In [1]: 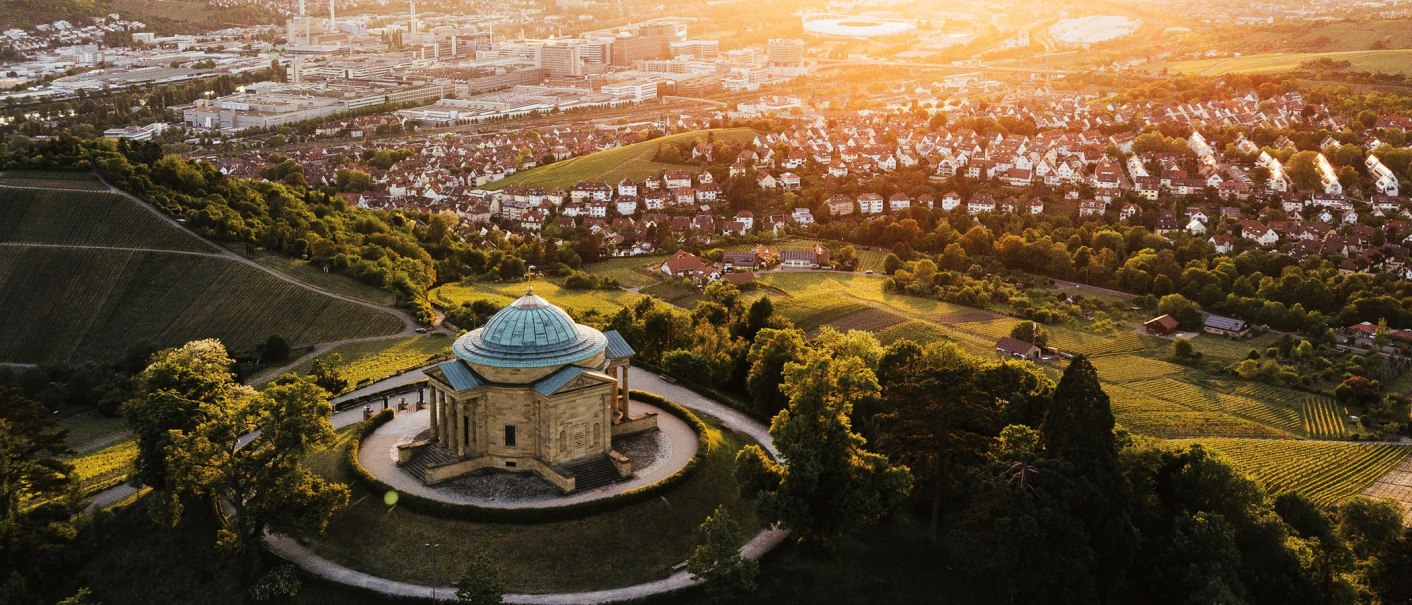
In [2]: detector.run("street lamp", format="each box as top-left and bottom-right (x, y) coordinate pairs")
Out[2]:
(425, 542), (441, 600)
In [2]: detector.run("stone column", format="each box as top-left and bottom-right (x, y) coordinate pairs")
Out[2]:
(621, 365), (630, 418)
(428, 385), (439, 441)
(449, 397), (460, 455)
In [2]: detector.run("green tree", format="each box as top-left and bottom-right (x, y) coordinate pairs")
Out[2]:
(164, 374), (348, 568)
(1335, 496), (1404, 560)
(877, 342), (1001, 541)
(882, 253), (903, 275)
(1172, 338), (1196, 359)
(0, 388), (81, 605)
(455, 550), (506, 605)
(1009, 320), (1049, 348)
(125, 339), (246, 493)
(1041, 355), (1137, 599)
(833, 245), (859, 271)
(1158, 293), (1203, 331)
(308, 353), (348, 395)
(686, 505), (759, 600)
(262, 334), (290, 363)
(735, 352), (913, 545)
(744, 328), (807, 418)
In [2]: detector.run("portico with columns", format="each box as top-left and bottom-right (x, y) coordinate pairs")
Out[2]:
(399, 290), (656, 493)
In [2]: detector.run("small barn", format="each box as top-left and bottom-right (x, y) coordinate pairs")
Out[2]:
(1144, 314), (1180, 336)
(995, 337), (1041, 362)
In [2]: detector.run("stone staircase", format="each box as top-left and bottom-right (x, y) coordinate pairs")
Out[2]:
(402, 444), (461, 483)
(561, 455), (621, 492)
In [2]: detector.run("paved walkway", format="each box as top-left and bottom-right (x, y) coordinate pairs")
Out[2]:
(266, 370), (788, 603)
(358, 402), (697, 508)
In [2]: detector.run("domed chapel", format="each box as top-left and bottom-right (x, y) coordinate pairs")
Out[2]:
(404, 290), (658, 493)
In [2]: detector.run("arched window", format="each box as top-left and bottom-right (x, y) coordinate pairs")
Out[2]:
(559, 430), (567, 452)
(593, 423), (601, 447)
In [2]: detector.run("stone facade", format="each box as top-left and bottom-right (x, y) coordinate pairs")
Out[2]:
(403, 291), (656, 492)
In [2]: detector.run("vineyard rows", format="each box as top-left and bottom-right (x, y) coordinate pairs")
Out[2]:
(1302, 397), (1349, 438)
(774, 295), (869, 332)
(827, 307), (907, 333)
(1117, 411), (1296, 439)
(582, 255), (668, 288)
(1126, 378), (1305, 436)
(0, 188), (211, 252)
(1166, 438), (1411, 506)
(1091, 355), (1187, 383)
(68, 439), (137, 496)
(286, 334), (453, 395)
(0, 247), (403, 364)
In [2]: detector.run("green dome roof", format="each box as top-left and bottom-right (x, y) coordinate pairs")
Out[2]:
(452, 290), (606, 369)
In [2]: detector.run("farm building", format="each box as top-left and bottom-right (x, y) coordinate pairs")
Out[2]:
(722, 252), (758, 272)
(995, 337), (1041, 362)
(780, 245), (831, 269)
(1203, 314), (1251, 338)
(1144, 314), (1180, 336)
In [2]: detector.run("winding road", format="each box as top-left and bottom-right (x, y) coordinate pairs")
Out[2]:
(262, 369), (788, 604)
(1, 172), (449, 384)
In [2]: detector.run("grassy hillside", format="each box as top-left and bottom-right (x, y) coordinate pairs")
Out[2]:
(485, 128), (759, 191)
(1153, 49), (1412, 76)
(0, 180), (403, 364)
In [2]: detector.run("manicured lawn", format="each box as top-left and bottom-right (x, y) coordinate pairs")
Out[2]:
(1163, 438), (1411, 506)
(304, 418), (760, 593)
(275, 333), (454, 395)
(485, 128), (759, 191)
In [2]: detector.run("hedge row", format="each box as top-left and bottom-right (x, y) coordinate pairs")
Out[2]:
(341, 390), (710, 523)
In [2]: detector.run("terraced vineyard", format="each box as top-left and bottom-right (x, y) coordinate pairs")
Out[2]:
(1166, 438), (1412, 506)
(432, 279), (638, 316)
(0, 247), (403, 363)
(0, 188), (213, 252)
(0, 170), (112, 191)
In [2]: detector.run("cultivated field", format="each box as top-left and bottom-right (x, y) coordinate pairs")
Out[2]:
(0, 169), (112, 191)
(279, 334), (453, 395)
(432, 279), (639, 317)
(247, 251), (399, 306)
(1153, 49), (1412, 76)
(0, 188), (213, 252)
(484, 128), (758, 191)
(1166, 438), (1412, 506)
(0, 247), (404, 363)
(582, 255), (667, 288)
